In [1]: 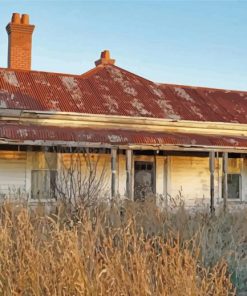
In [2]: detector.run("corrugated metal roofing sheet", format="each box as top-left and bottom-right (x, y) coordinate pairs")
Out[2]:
(0, 65), (247, 123)
(1, 122), (247, 149)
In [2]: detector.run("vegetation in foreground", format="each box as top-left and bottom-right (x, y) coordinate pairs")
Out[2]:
(0, 199), (242, 295)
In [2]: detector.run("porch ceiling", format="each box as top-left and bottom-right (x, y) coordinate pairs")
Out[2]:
(0, 121), (247, 152)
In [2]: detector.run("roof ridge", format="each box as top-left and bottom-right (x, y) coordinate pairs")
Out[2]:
(80, 65), (106, 78)
(0, 65), (246, 93)
(109, 64), (155, 84)
(160, 82), (247, 94)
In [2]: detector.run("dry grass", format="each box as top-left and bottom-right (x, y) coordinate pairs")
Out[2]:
(0, 200), (236, 296)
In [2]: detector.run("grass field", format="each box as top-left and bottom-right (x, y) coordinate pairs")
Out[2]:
(0, 199), (242, 295)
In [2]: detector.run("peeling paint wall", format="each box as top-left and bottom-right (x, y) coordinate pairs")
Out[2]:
(0, 150), (247, 206)
(155, 156), (166, 207)
(31, 151), (57, 170)
(241, 158), (247, 201)
(0, 151), (27, 198)
(155, 156), (164, 195)
(169, 156), (211, 206)
(118, 154), (127, 196)
(169, 156), (245, 206)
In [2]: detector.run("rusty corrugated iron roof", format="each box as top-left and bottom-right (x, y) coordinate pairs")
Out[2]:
(0, 64), (247, 123)
(0, 121), (247, 149)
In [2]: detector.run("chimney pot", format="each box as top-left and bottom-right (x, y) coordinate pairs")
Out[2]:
(101, 50), (110, 59)
(95, 50), (115, 67)
(11, 13), (21, 24)
(21, 14), (29, 25)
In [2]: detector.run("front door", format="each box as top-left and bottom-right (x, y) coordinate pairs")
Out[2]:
(134, 161), (154, 200)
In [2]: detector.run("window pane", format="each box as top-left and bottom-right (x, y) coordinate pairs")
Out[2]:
(31, 170), (56, 199)
(228, 174), (240, 199)
(222, 174), (240, 199)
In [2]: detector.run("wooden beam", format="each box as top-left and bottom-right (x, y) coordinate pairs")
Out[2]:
(126, 149), (133, 199)
(1, 141), (247, 155)
(222, 152), (228, 211)
(209, 151), (215, 213)
(111, 148), (117, 198)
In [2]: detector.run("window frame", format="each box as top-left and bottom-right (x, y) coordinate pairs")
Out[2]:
(222, 173), (242, 201)
(30, 169), (57, 202)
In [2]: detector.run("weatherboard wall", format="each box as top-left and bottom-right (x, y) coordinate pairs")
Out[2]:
(0, 151), (246, 204)
(0, 151), (27, 198)
(169, 156), (247, 206)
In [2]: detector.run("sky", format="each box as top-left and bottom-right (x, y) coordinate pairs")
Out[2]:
(0, 0), (247, 90)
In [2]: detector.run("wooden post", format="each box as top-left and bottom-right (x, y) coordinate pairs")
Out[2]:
(111, 148), (117, 198)
(209, 151), (215, 214)
(222, 152), (228, 212)
(126, 149), (133, 199)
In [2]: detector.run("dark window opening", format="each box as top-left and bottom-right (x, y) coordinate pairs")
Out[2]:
(31, 170), (57, 200)
(222, 174), (241, 199)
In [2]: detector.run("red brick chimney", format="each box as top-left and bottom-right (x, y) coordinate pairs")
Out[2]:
(95, 50), (115, 66)
(6, 13), (35, 70)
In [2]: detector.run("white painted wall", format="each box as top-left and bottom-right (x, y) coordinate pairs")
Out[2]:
(168, 156), (245, 207)
(0, 150), (246, 207)
(0, 151), (27, 198)
(241, 158), (247, 202)
(118, 154), (127, 196)
(155, 156), (166, 207)
(169, 156), (211, 206)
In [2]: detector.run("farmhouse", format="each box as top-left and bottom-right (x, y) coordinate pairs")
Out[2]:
(0, 13), (247, 210)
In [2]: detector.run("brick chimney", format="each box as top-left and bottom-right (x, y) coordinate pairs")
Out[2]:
(6, 13), (35, 70)
(95, 50), (115, 66)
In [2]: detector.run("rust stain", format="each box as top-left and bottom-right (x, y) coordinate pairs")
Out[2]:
(0, 121), (247, 148)
(0, 65), (246, 123)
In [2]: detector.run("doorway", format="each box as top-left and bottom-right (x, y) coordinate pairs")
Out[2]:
(134, 161), (155, 200)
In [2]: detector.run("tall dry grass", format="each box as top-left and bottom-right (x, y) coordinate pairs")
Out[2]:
(0, 200), (236, 295)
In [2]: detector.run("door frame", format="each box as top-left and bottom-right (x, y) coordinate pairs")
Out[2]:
(133, 156), (156, 200)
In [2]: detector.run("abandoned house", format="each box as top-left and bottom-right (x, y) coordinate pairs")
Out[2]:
(0, 13), (247, 210)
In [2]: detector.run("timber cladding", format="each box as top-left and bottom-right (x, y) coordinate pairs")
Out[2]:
(169, 156), (243, 205)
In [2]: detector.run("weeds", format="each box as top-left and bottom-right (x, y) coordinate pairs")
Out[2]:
(0, 199), (237, 295)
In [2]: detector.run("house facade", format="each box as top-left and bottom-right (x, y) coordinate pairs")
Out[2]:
(1, 13), (247, 210)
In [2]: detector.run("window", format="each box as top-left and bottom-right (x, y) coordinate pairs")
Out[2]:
(31, 170), (57, 200)
(222, 174), (241, 199)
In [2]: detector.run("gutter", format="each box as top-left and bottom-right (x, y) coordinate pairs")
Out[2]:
(0, 138), (247, 153)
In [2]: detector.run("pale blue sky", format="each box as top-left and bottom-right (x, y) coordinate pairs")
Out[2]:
(1, 1), (247, 90)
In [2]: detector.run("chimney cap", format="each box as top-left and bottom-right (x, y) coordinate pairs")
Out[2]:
(6, 13), (35, 35)
(95, 50), (115, 67)
(21, 14), (30, 25)
(10, 13), (31, 26)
